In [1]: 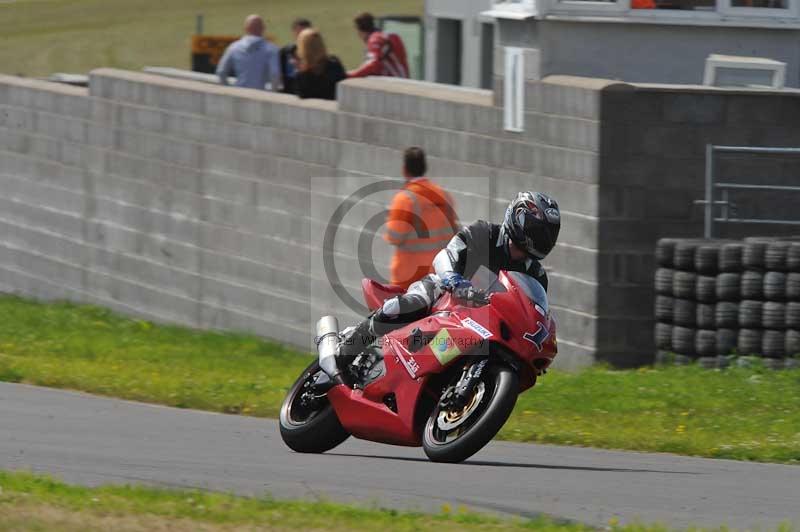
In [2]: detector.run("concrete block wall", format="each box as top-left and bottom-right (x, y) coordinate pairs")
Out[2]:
(323, 76), (604, 366)
(9, 67), (795, 366)
(0, 69), (606, 368)
(8, 68), (796, 366)
(598, 83), (800, 363)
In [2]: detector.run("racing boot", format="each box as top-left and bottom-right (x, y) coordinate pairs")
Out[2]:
(336, 317), (377, 374)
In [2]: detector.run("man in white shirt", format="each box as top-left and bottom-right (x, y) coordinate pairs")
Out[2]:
(217, 14), (281, 91)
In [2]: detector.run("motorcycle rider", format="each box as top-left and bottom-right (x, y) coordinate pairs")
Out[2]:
(335, 191), (561, 372)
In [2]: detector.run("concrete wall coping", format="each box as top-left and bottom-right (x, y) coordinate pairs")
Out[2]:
(340, 77), (494, 106)
(89, 68), (338, 112)
(631, 81), (800, 97)
(142, 66), (236, 87)
(0, 74), (88, 96)
(541, 75), (633, 92)
(536, 74), (800, 96)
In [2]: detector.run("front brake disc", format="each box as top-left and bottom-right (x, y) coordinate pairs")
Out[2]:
(436, 381), (486, 431)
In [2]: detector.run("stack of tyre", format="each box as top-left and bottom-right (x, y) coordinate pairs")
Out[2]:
(655, 237), (800, 369)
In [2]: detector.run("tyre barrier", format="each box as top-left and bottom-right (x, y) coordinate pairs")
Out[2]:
(654, 296), (674, 323)
(719, 243), (744, 273)
(741, 271), (764, 300)
(674, 299), (697, 327)
(654, 236), (800, 368)
(696, 276), (717, 303)
(715, 273), (741, 302)
(655, 268), (674, 295)
(696, 303), (716, 329)
(672, 271), (697, 300)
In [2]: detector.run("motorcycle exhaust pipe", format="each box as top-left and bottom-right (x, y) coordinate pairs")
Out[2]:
(316, 316), (341, 380)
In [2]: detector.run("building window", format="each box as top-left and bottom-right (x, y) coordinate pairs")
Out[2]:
(730, 0), (787, 6)
(480, 23), (495, 90)
(634, 0), (716, 10)
(435, 18), (462, 85)
(547, 0), (798, 15)
(487, 0), (799, 26)
(719, 0), (796, 16)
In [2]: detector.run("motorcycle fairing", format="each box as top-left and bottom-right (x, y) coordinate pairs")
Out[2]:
(361, 279), (405, 312)
(328, 270), (557, 447)
(327, 310), (484, 446)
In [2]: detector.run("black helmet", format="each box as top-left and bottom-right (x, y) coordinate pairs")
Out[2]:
(503, 191), (561, 260)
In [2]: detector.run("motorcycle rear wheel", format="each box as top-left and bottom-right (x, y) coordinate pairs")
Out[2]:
(422, 363), (518, 463)
(279, 361), (350, 453)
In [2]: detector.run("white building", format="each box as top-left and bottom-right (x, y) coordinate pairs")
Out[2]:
(425, 0), (800, 88)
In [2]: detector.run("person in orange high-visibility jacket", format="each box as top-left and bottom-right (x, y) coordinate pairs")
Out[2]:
(384, 147), (459, 289)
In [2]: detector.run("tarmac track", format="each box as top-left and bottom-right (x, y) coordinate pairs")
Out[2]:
(0, 382), (798, 529)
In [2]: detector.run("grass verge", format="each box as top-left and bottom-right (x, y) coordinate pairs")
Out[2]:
(1, 295), (799, 464)
(0, 470), (592, 531)
(0, 0), (423, 78)
(6, 470), (792, 532)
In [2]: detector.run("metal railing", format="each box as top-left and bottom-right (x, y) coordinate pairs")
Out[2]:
(696, 144), (800, 238)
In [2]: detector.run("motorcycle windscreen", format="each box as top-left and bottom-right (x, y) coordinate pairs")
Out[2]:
(470, 265), (507, 296)
(505, 271), (549, 315)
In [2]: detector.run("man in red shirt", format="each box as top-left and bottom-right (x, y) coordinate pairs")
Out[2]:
(348, 12), (409, 79)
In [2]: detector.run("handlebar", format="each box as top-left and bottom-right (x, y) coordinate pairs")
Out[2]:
(453, 286), (490, 306)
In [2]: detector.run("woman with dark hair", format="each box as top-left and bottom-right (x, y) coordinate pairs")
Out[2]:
(294, 28), (346, 100)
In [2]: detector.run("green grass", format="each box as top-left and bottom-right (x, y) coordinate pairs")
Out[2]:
(0, 295), (312, 418)
(0, 0), (423, 78)
(2, 469), (790, 532)
(502, 364), (800, 464)
(0, 470), (593, 531)
(1, 295), (799, 464)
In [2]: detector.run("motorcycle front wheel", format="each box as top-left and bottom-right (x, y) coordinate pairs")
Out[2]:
(422, 363), (519, 463)
(279, 361), (350, 453)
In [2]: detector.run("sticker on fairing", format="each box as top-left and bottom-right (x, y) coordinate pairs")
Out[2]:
(431, 329), (461, 365)
(523, 322), (550, 352)
(461, 317), (492, 339)
(395, 352), (420, 378)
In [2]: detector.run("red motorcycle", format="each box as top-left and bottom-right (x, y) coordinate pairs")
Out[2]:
(279, 266), (557, 463)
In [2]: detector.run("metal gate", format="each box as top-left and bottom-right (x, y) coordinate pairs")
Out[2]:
(696, 144), (800, 238)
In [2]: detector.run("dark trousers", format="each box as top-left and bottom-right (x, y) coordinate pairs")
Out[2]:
(342, 274), (442, 358)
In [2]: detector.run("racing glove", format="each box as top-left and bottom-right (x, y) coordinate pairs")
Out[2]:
(440, 272), (471, 292)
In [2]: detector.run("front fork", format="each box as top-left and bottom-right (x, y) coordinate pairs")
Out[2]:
(439, 358), (489, 411)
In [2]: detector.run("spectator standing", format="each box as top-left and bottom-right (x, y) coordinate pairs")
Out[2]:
(294, 29), (346, 100)
(384, 148), (459, 289)
(348, 12), (409, 79)
(280, 18), (312, 94)
(216, 14), (281, 90)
